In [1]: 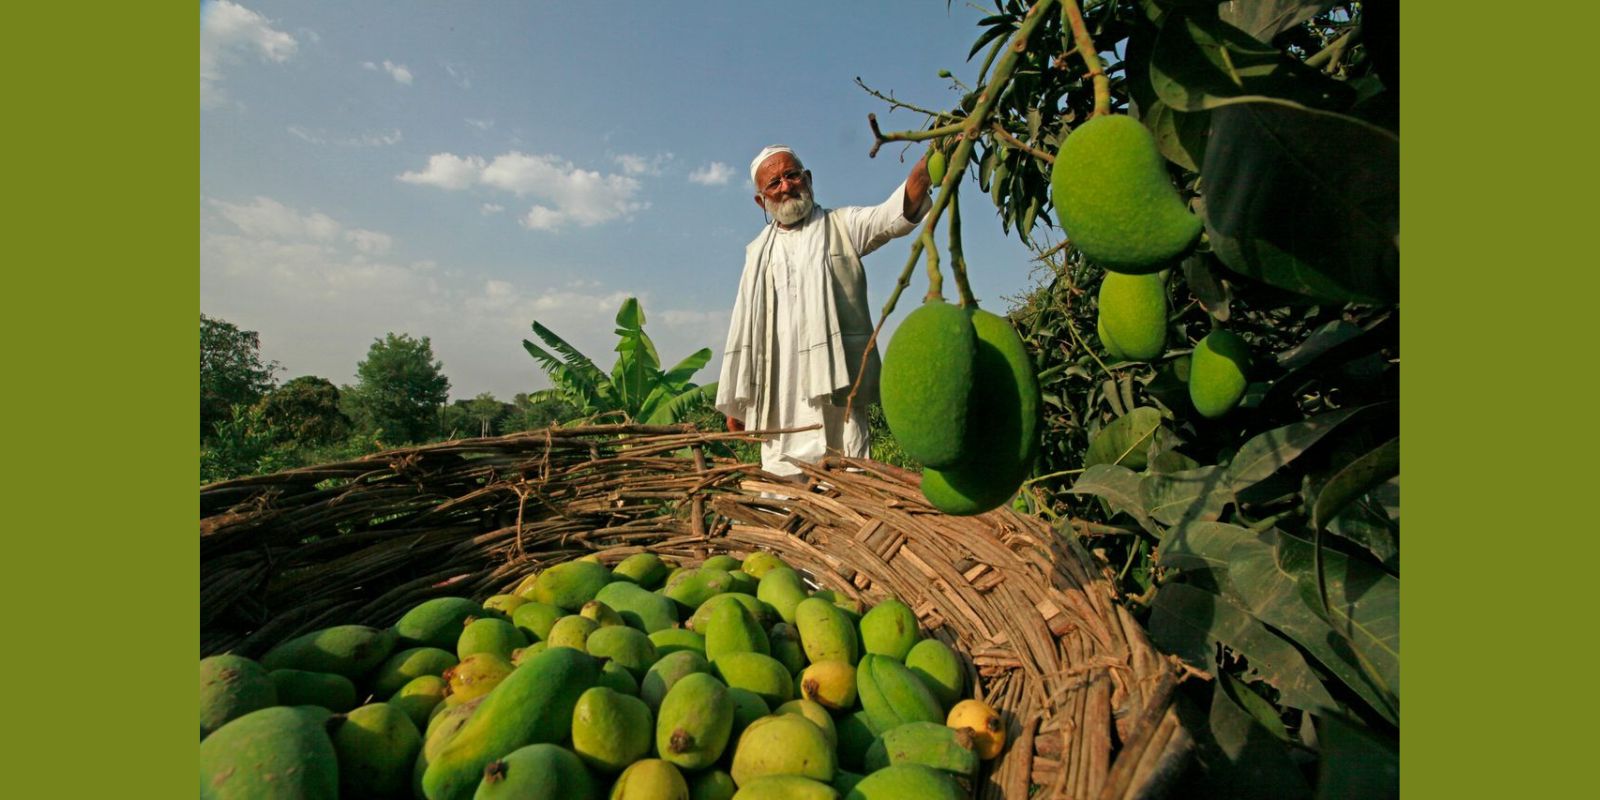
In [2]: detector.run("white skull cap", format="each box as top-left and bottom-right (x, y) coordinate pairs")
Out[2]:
(750, 145), (800, 187)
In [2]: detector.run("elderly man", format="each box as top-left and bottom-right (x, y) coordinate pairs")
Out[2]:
(716, 144), (933, 479)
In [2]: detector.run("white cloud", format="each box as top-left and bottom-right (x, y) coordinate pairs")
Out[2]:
(200, 0), (298, 106)
(465, 118), (494, 131)
(364, 59), (413, 85)
(614, 153), (673, 177)
(345, 229), (393, 255)
(399, 150), (648, 231)
(287, 125), (402, 147)
(443, 61), (472, 89)
(688, 162), (734, 186)
(480, 203), (505, 215)
(212, 196), (341, 241)
(397, 153), (487, 190)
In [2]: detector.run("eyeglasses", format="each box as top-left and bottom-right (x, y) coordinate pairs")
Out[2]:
(762, 169), (806, 194)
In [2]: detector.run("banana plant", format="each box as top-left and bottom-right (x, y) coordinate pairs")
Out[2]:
(522, 297), (717, 425)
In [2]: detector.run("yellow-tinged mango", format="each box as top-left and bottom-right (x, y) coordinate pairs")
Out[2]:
(657, 672), (736, 770)
(571, 686), (654, 773)
(946, 699), (1005, 760)
(733, 775), (840, 800)
(531, 560), (614, 611)
(330, 703), (421, 799)
(610, 759), (690, 800)
(794, 597), (858, 665)
(799, 660), (857, 712)
(729, 714), (837, 787)
(880, 300), (977, 469)
(1049, 114), (1201, 273)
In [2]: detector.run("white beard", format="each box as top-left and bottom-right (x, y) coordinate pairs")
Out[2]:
(766, 190), (814, 226)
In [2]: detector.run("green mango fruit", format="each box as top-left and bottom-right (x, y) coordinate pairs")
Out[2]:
(880, 300), (977, 469)
(767, 623), (807, 676)
(475, 743), (599, 800)
(414, 695), (486, 798)
(713, 652), (795, 708)
(1097, 271), (1168, 362)
(705, 595), (771, 662)
(690, 593), (776, 632)
(831, 770), (866, 798)
(443, 652), (515, 706)
(599, 659), (641, 696)
(260, 624), (398, 680)
(269, 669), (357, 713)
(200, 654), (276, 739)
(571, 686), (655, 773)
(421, 646), (600, 800)
(664, 567), (738, 610)
(546, 614), (601, 652)
(919, 308), (1041, 515)
(596, 580), (682, 633)
(773, 699), (837, 749)
(1049, 114), (1201, 273)
(370, 646), (459, 698)
(729, 714), (836, 787)
(794, 597), (859, 665)
(657, 672), (736, 770)
(613, 552), (671, 589)
(581, 600), (627, 628)
(756, 568), (809, 627)
(585, 624), (658, 679)
(649, 628), (707, 659)
(200, 706), (338, 800)
(481, 593), (529, 620)
(855, 655), (943, 734)
(703, 554), (743, 573)
(928, 149), (948, 185)
(457, 617), (528, 662)
(689, 769), (738, 800)
(903, 639), (964, 712)
(641, 650), (712, 713)
(330, 702), (422, 799)
(395, 597), (484, 650)
(388, 674), (448, 730)
(733, 775), (840, 800)
(725, 688), (772, 757)
(857, 598), (919, 662)
(862, 721), (978, 777)
(1189, 329), (1251, 418)
(610, 759), (690, 800)
(532, 560), (614, 611)
(1098, 317), (1130, 361)
(511, 600), (566, 641)
(740, 552), (788, 580)
(833, 711), (882, 773)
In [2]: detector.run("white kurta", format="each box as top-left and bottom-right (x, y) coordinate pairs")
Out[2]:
(716, 181), (928, 477)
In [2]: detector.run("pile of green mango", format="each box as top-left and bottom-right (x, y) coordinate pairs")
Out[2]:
(200, 550), (1008, 799)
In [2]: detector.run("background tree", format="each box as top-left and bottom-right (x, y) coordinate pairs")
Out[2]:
(344, 332), (451, 444)
(253, 375), (350, 445)
(466, 392), (506, 438)
(500, 392), (581, 434)
(201, 314), (278, 440)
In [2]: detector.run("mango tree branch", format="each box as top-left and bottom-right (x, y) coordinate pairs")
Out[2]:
(921, 226), (943, 302)
(1060, 0), (1110, 117)
(991, 122), (1055, 164)
(854, 77), (963, 122)
(949, 189), (977, 307)
(868, 115), (967, 158)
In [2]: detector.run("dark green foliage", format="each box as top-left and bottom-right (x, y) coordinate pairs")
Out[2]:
(201, 314), (278, 441)
(255, 375), (350, 444)
(345, 332), (451, 444)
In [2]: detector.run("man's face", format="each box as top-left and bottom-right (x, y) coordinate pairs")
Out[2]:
(753, 153), (814, 225)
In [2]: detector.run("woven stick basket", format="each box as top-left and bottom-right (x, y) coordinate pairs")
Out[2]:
(200, 425), (1191, 799)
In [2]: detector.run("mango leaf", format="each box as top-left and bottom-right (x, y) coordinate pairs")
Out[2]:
(1259, 315), (1397, 417)
(1069, 464), (1159, 535)
(1150, 13), (1353, 112)
(1224, 405), (1370, 492)
(1219, 670), (1290, 742)
(1182, 253), (1231, 321)
(1159, 519), (1254, 576)
(1314, 713), (1399, 800)
(1328, 493), (1398, 573)
(1150, 582), (1339, 713)
(1228, 529), (1399, 724)
(1310, 436), (1399, 532)
(1203, 99), (1399, 305)
(1126, 24), (1211, 172)
(1275, 319), (1364, 370)
(1203, 672), (1315, 799)
(1219, 0), (1337, 42)
(1141, 465), (1232, 525)
(1084, 406), (1164, 470)
(1147, 448), (1201, 475)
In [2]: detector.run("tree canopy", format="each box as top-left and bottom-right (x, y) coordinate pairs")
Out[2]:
(345, 333), (451, 444)
(200, 314), (278, 441)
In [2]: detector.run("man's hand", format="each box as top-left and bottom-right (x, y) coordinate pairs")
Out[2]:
(726, 416), (744, 432)
(904, 149), (932, 221)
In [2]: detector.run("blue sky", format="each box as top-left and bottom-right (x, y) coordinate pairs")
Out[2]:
(200, 0), (1046, 402)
